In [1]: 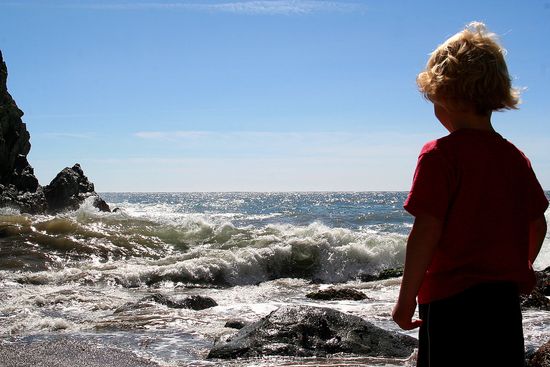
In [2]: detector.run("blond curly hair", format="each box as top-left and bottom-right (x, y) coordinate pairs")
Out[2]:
(417, 22), (520, 115)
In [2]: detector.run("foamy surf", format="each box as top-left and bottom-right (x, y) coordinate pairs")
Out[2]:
(0, 192), (548, 366)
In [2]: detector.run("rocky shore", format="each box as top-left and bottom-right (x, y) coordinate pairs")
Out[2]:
(0, 50), (108, 214)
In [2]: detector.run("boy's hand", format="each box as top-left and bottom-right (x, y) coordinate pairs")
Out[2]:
(392, 215), (442, 331)
(392, 298), (423, 330)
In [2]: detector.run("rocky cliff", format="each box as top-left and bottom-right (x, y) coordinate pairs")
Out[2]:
(0, 50), (109, 214)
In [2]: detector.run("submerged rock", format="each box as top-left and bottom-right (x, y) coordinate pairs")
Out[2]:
(0, 50), (109, 214)
(306, 287), (368, 301)
(117, 293), (218, 312)
(208, 305), (417, 359)
(224, 319), (250, 330)
(359, 267), (404, 282)
(180, 295), (218, 310)
(148, 293), (218, 310)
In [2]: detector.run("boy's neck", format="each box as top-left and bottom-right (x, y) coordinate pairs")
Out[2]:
(435, 103), (495, 133)
(449, 114), (494, 133)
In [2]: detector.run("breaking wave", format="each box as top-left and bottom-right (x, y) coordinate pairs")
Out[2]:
(1, 196), (407, 286)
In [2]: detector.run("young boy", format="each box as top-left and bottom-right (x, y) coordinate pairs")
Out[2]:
(392, 22), (548, 366)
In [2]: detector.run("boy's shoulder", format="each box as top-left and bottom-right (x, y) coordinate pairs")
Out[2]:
(418, 134), (453, 156)
(419, 129), (532, 167)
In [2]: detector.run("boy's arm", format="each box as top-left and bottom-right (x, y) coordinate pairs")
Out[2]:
(529, 214), (547, 264)
(392, 214), (443, 330)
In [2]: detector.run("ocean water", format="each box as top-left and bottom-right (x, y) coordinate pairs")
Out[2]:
(0, 192), (548, 366)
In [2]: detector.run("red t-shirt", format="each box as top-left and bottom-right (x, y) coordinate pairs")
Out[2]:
(404, 129), (548, 304)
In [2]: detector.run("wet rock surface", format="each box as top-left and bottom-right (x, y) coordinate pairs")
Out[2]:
(529, 340), (550, 367)
(306, 287), (368, 301)
(44, 164), (109, 213)
(0, 51), (108, 214)
(148, 293), (218, 310)
(224, 319), (250, 330)
(208, 305), (417, 359)
(359, 267), (404, 282)
(116, 293), (218, 313)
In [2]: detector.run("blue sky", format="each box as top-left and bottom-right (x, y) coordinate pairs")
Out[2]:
(1, 0), (549, 191)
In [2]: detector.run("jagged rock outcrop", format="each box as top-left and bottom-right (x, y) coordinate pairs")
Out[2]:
(0, 50), (109, 214)
(44, 164), (109, 213)
(208, 305), (417, 359)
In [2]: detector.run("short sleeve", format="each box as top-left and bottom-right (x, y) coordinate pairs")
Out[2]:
(404, 148), (453, 219)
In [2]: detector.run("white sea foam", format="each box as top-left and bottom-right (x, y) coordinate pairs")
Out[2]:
(2, 192), (547, 366)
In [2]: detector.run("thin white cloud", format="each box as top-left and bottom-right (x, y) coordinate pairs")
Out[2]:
(135, 130), (213, 139)
(132, 129), (432, 159)
(133, 130), (356, 141)
(38, 132), (97, 139)
(62, 1), (365, 15)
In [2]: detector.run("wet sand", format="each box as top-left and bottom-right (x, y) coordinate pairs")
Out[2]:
(0, 337), (161, 367)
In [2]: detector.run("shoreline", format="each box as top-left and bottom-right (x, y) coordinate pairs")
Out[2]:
(0, 334), (415, 367)
(0, 337), (162, 367)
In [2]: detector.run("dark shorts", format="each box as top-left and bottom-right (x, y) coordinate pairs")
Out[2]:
(417, 282), (525, 367)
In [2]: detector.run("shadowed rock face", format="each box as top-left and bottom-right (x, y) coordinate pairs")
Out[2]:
(0, 52), (31, 188)
(0, 50), (109, 214)
(208, 305), (417, 359)
(44, 164), (109, 214)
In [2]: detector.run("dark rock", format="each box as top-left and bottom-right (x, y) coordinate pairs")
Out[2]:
(0, 184), (47, 214)
(528, 340), (550, 367)
(181, 295), (218, 310)
(93, 197), (111, 213)
(0, 51), (43, 214)
(377, 267), (404, 280)
(522, 290), (550, 311)
(0, 52), (32, 188)
(522, 269), (550, 311)
(207, 305), (417, 359)
(12, 155), (39, 192)
(0, 50), (109, 214)
(145, 293), (218, 310)
(225, 319), (250, 330)
(358, 274), (379, 282)
(541, 267), (550, 297)
(359, 267), (404, 283)
(44, 164), (110, 213)
(306, 287), (368, 301)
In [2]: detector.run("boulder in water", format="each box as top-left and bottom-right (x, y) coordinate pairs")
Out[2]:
(306, 287), (368, 301)
(44, 164), (109, 213)
(126, 293), (218, 311)
(207, 305), (417, 359)
(224, 319), (250, 330)
(150, 293), (218, 310)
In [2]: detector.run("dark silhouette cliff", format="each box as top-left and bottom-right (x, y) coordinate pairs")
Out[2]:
(0, 50), (109, 214)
